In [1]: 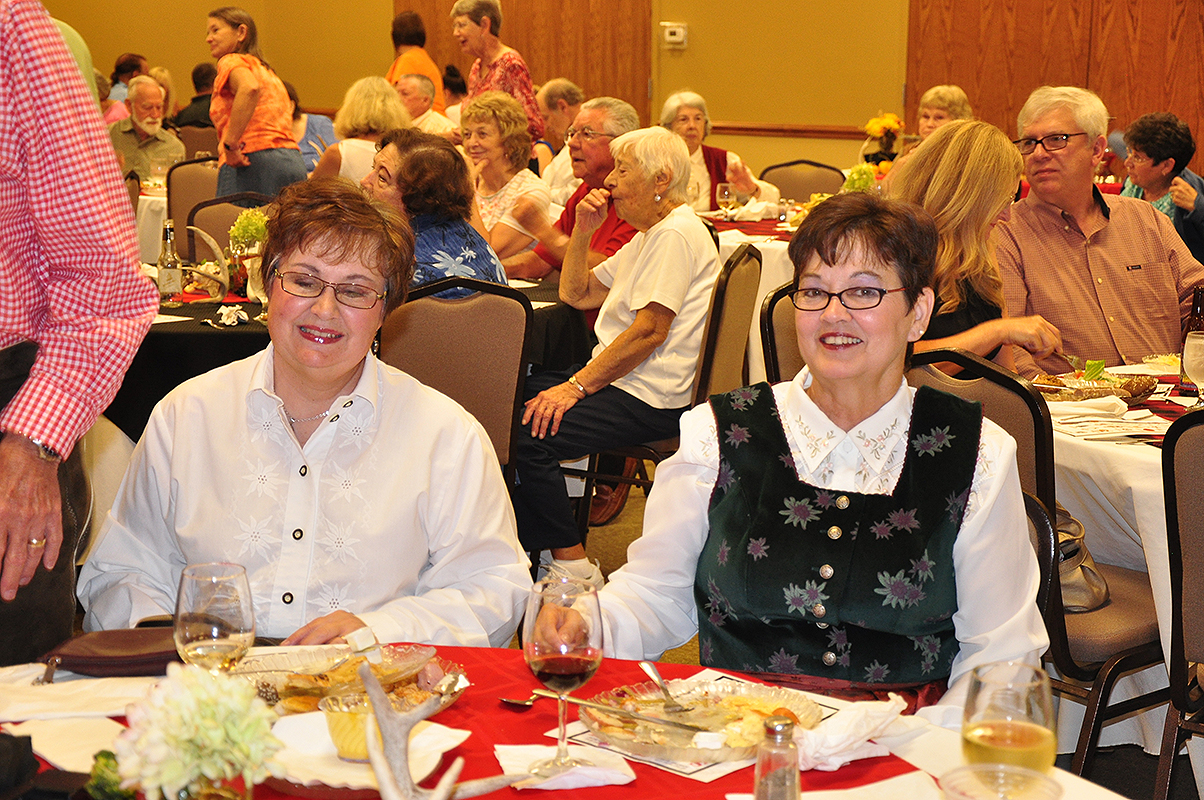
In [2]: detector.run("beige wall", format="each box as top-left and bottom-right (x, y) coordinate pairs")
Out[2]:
(652, 0), (909, 175)
(43, 0), (393, 111)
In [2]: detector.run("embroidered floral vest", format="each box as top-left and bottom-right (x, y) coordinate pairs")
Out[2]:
(696, 383), (982, 685)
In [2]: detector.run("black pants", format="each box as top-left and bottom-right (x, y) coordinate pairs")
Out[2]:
(0, 341), (89, 666)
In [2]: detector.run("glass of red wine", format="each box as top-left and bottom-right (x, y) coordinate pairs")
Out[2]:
(521, 576), (603, 777)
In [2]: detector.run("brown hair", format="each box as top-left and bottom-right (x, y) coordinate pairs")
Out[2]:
(391, 11), (426, 48)
(208, 7), (263, 62)
(379, 129), (474, 221)
(260, 178), (415, 313)
(788, 192), (937, 308)
(1125, 112), (1196, 174)
(460, 91), (531, 171)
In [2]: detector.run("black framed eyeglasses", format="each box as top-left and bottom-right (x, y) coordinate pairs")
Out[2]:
(564, 126), (616, 143)
(789, 286), (908, 312)
(1012, 132), (1088, 155)
(276, 271), (385, 309)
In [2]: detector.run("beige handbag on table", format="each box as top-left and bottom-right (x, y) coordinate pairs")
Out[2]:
(1055, 503), (1110, 612)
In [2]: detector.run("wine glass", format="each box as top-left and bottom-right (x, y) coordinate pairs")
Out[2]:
(174, 562), (255, 673)
(962, 662), (1056, 772)
(521, 576), (603, 777)
(1182, 332), (1204, 408)
(715, 182), (738, 218)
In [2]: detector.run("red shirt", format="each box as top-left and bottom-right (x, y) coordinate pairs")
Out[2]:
(0, 0), (158, 455)
(532, 182), (638, 271)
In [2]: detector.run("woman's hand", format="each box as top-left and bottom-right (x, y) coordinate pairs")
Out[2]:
(513, 194), (549, 233)
(223, 145), (250, 168)
(726, 161), (758, 196)
(1171, 176), (1199, 212)
(466, 153), (487, 188)
(575, 188), (610, 236)
(522, 381), (583, 438)
(1004, 315), (1062, 359)
(281, 611), (368, 645)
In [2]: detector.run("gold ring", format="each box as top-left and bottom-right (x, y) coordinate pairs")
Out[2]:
(27, 537), (46, 548)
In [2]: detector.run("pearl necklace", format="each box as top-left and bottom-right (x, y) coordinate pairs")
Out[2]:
(287, 409), (330, 425)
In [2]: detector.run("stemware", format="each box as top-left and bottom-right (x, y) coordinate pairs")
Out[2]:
(715, 182), (739, 218)
(521, 577), (603, 777)
(1182, 332), (1204, 408)
(962, 662), (1056, 772)
(173, 562), (255, 673)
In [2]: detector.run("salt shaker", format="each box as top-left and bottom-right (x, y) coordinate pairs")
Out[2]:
(753, 715), (799, 800)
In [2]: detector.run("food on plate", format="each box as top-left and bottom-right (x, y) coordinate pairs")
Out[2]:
(1031, 372), (1157, 403)
(1143, 353), (1180, 368)
(788, 192), (834, 227)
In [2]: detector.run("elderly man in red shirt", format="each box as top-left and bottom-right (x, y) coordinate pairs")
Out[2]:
(502, 97), (640, 281)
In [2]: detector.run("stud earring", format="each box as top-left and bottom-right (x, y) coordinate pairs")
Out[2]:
(654, 193), (662, 203)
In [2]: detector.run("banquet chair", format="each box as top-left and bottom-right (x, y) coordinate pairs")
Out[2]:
(166, 156), (218, 261)
(563, 243), (763, 541)
(758, 159), (845, 199)
(701, 217), (721, 252)
(176, 125), (219, 160)
(123, 171), (141, 210)
(378, 277), (532, 475)
(760, 281), (804, 383)
(186, 193), (273, 263)
(1155, 409), (1204, 800)
(908, 348), (1167, 778)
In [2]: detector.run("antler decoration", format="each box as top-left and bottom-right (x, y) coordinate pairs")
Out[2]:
(184, 226), (230, 301)
(358, 663), (522, 800)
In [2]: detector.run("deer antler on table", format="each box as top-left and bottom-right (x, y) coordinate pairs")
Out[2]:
(358, 662), (523, 800)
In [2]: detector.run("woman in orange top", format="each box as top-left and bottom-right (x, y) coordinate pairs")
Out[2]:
(205, 7), (306, 198)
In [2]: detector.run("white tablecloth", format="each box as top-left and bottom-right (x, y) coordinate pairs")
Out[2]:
(135, 193), (167, 264)
(717, 229), (792, 385)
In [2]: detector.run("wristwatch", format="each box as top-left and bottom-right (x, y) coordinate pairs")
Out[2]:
(28, 437), (61, 463)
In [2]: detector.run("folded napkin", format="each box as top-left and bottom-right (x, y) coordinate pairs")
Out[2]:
(271, 712), (469, 789)
(795, 694), (906, 771)
(2, 718), (125, 773)
(0, 664), (158, 721)
(494, 744), (634, 790)
(731, 200), (777, 221)
(724, 768), (941, 800)
(1045, 396), (1128, 419)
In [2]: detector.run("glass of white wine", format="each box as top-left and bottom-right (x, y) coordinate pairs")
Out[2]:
(174, 562), (255, 673)
(1182, 332), (1204, 409)
(715, 182), (739, 218)
(962, 662), (1056, 772)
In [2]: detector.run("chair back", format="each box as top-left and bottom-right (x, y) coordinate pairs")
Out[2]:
(700, 217), (721, 252)
(123, 171), (141, 211)
(177, 126), (220, 160)
(760, 282), (804, 383)
(167, 157), (218, 261)
(1162, 410), (1204, 710)
(187, 193), (274, 262)
(690, 243), (762, 405)
(378, 278), (532, 468)
(1023, 491), (1058, 624)
(758, 159), (845, 199)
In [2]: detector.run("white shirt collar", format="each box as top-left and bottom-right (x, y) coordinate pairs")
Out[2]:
(248, 344), (381, 424)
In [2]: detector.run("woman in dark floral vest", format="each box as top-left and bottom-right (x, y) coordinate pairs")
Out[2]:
(545, 192), (1047, 730)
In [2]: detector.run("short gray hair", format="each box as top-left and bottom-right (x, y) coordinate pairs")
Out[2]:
(582, 96), (639, 137)
(400, 73), (435, 100)
(659, 89), (711, 137)
(610, 127), (690, 205)
(539, 78), (584, 108)
(126, 74), (163, 103)
(1018, 86), (1109, 139)
(450, 0), (501, 35)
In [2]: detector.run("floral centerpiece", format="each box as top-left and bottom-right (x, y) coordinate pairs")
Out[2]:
(227, 208), (269, 296)
(862, 112), (904, 166)
(111, 663), (283, 800)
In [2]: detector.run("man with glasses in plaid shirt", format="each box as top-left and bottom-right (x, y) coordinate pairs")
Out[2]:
(994, 85), (1204, 378)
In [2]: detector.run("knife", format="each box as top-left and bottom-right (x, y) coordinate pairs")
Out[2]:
(532, 688), (707, 731)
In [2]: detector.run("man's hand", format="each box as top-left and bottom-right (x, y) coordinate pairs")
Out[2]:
(531, 603), (590, 652)
(1171, 176), (1199, 212)
(282, 611), (368, 645)
(522, 382), (582, 438)
(0, 434), (62, 601)
(575, 189), (610, 236)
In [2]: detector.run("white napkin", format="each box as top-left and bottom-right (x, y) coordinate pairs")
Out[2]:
(2, 718), (125, 772)
(494, 745), (635, 790)
(0, 664), (158, 721)
(216, 304), (249, 325)
(795, 694), (906, 771)
(270, 712), (469, 788)
(731, 200), (777, 221)
(723, 768), (941, 800)
(1044, 396), (1128, 419)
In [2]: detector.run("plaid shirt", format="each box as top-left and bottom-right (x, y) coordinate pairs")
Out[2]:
(0, 0), (157, 456)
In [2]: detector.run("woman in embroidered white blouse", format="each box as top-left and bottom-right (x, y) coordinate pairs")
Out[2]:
(78, 179), (532, 646)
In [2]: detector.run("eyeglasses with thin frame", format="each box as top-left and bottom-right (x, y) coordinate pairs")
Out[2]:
(564, 126), (616, 143)
(1012, 132), (1088, 155)
(790, 286), (908, 312)
(275, 271), (385, 310)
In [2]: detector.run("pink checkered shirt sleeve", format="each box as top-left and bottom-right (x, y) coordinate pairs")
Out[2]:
(0, 0), (157, 456)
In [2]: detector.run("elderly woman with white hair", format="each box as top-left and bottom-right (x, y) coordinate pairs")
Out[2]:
(660, 89), (779, 212)
(511, 127), (721, 587)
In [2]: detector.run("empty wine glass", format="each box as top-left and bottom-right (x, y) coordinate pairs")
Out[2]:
(174, 562), (255, 673)
(521, 577), (603, 777)
(1182, 332), (1204, 408)
(962, 662), (1056, 773)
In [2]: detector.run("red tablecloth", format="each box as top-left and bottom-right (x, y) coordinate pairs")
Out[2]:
(257, 646), (918, 799)
(711, 218), (793, 242)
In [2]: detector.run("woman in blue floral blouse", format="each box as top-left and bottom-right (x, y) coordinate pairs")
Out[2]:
(571, 192), (1048, 729)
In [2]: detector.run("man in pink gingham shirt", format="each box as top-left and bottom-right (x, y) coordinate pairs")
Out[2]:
(0, 0), (157, 663)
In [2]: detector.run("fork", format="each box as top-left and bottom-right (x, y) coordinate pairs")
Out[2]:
(639, 660), (691, 713)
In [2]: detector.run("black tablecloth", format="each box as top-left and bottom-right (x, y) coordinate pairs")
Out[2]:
(516, 282), (594, 374)
(104, 302), (270, 441)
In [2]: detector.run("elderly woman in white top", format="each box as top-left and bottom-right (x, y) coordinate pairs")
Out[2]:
(536, 192), (1047, 728)
(511, 127), (720, 588)
(660, 89), (779, 212)
(79, 178), (531, 646)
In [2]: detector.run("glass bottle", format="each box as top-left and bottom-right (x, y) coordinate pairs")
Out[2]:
(1180, 286), (1204, 396)
(157, 220), (183, 301)
(753, 716), (799, 800)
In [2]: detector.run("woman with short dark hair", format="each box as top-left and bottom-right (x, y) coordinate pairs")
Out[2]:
(1121, 112), (1204, 264)
(450, 0), (542, 141)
